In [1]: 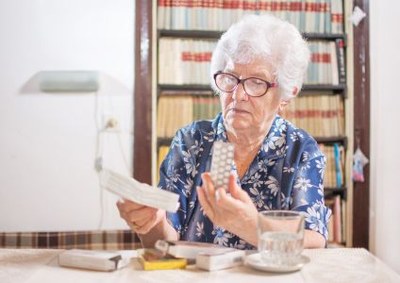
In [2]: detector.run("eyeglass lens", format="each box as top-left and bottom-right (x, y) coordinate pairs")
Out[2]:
(214, 73), (270, 97)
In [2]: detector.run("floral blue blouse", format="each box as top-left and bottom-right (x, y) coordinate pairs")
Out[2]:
(158, 113), (331, 249)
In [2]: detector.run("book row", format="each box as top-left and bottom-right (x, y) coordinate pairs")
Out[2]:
(306, 39), (346, 85)
(158, 38), (345, 85)
(157, 91), (344, 139)
(319, 143), (345, 188)
(279, 92), (345, 137)
(158, 0), (344, 34)
(158, 38), (216, 85)
(157, 93), (220, 138)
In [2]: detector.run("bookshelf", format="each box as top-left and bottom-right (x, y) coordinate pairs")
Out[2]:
(134, 0), (370, 249)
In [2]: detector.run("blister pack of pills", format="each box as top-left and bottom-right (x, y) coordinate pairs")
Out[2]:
(210, 141), (234, 191)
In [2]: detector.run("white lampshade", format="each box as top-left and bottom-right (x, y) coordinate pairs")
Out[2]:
(39, 70), (99, 92)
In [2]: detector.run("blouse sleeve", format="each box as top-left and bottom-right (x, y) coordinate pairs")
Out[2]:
(157, 127), (199, 238)
(290, 143), (332, 240)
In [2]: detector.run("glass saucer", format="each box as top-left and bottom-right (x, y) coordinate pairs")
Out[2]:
(245, 253), (310, 273)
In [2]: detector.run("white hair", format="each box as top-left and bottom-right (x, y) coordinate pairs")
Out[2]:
(210, 14), (310, 100)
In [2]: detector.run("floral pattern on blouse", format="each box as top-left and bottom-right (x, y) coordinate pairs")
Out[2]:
(158, 113), (331, 249)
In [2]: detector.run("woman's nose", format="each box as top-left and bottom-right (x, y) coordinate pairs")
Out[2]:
(231, 82), (248, 101)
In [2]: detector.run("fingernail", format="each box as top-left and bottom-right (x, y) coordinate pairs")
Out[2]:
(215, 190), (220, 201)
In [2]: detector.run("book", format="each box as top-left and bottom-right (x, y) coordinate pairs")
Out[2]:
(333, 195), (343, 243)
(333, 143), (344, 187)
(336, 38), (346, 84)
(58, 249), (131, 271)
(138, 249), (187, 271)
(331, 0), (344, 33)
(196, 249), (246, 271)
(155, 240), (231, 261)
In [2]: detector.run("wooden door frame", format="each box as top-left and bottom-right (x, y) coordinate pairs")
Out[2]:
(133, 0), (153, 183)
(352, 0), (370, 249)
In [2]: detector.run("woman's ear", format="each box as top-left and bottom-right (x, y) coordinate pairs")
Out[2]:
(292, 86), (299, 96)
(279, 100), (289, 113)
(279, 87), (299, 113)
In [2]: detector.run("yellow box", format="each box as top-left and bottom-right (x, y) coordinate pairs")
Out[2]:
(138, 249), (187, 270)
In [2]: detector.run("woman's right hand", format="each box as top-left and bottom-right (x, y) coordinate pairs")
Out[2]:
(116, 200), (166, 235)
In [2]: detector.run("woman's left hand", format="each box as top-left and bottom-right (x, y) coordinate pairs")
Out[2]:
(197, 172), (259, 246)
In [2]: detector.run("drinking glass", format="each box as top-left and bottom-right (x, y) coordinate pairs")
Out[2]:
(258, 210), (305, 266)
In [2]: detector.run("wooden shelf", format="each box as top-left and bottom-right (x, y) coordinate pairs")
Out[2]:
(302, 84), (346, 93)
(325, 187), (347, 199)
(159, 84), (346, 93)
(315, 136), (348, 147)
(159, 30), (223, 39)
(159, 29), (346, 41)
(303, 33), (346, 41)
(159, 92), (216, 98)
(159, 84), (212, 92)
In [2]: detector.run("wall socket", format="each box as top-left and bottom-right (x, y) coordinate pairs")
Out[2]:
(94, 156), (103, 172)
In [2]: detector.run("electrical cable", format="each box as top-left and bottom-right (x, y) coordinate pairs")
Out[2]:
(94, 91), (105, 230)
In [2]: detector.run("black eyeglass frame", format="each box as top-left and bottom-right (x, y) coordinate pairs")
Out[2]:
(213, 71), (278, 97)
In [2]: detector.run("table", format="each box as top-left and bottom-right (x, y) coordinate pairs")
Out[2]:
(1, 248), (399, 283)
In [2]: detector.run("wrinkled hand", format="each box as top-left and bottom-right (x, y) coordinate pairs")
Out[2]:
(196, 172), (259, 246)
(116, 200), (166, 235)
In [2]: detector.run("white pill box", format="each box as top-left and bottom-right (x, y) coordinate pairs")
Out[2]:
(58, 249), (131, 271)
(196, 249), (246, 271)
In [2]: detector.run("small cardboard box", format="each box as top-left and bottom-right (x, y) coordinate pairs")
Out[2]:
(196, 249), (246, 271)
(58, 249), (130, 271)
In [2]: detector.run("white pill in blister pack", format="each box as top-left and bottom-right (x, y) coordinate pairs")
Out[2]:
(210, 141), (234, 191)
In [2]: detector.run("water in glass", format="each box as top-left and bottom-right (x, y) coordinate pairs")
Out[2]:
(259, 231), (303, 265)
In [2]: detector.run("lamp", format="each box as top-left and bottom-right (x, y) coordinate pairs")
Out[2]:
(39, 70), (99, 92)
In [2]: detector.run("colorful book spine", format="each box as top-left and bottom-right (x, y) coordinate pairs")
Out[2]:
(333, 194), (342, 243)
(331, 0), (344, 33)
(336, 38), (346, 84)
(333, 142), (343, 187)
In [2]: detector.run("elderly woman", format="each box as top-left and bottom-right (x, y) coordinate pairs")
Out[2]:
(117, 14), (330, 249)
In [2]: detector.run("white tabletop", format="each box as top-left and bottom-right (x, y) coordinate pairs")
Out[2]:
(0, 248), (399, 283)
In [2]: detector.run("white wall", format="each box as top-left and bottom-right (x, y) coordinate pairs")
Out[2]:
(370, 1), (400, 274)
(0, 0), (134, 231)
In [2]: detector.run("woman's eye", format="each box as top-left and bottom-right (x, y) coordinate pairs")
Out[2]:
(248, 79), (265, 87)
(224, 77), (236, 84)
(252, 79), (264, 85)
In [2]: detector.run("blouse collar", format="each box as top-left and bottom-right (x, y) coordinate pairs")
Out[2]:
(212, 113), (287, 162)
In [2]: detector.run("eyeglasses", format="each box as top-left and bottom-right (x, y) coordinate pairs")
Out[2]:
(213, 71), (278, 97)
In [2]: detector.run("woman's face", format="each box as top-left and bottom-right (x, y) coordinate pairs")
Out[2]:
(219, 61), (282, 133)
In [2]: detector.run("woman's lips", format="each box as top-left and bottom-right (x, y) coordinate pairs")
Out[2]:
(229, 108), (249, 114)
